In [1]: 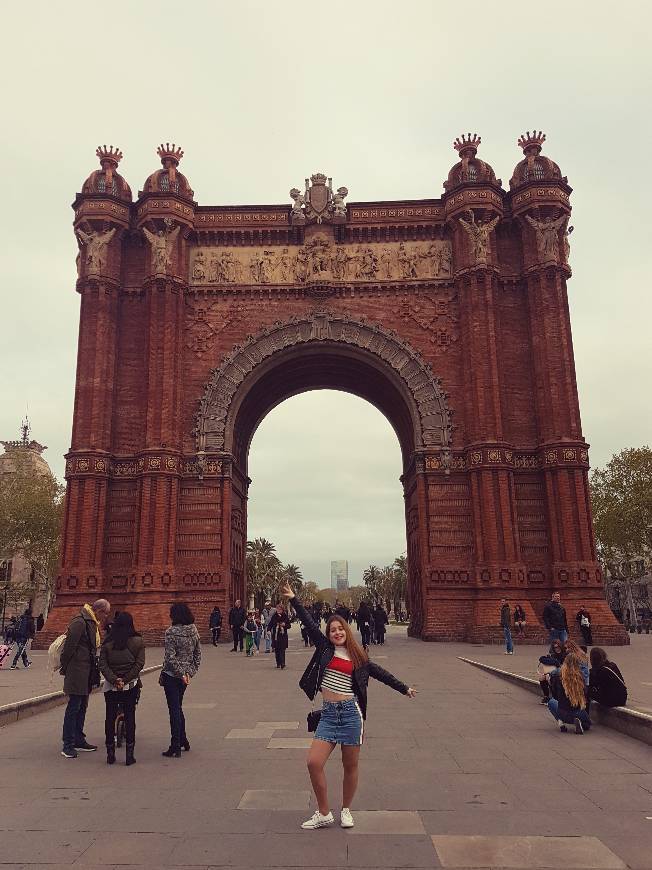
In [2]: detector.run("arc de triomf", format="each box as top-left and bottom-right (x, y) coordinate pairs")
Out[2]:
(46, 132), (627, 644)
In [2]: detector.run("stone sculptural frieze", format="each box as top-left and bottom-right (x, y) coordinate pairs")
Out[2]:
(189, 238), (452, 286)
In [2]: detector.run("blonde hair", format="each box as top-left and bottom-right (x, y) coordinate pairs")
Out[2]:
(564, 639), (588, 661)
(325, 616), (368, 669)
(560, 653), (587, 709)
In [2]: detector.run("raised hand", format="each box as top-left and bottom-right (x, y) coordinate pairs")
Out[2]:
(280, 580), (295, 599)
(406, 687), (417, 698)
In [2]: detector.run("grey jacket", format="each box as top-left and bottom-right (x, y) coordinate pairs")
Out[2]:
(163, 624), (201, 679)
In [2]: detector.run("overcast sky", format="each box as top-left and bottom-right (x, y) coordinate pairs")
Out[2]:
(1, 2), (650, 587)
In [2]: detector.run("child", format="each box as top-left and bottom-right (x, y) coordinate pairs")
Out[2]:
(244, 612), (257, 657)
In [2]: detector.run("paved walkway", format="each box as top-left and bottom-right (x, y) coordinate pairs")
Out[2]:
(1, 626), (651, 868)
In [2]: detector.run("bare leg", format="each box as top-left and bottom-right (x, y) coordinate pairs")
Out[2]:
(341, 744), (361, 808)
(307, 739), (336, 815)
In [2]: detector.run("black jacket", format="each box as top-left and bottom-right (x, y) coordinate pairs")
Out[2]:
(209, 608), (222, 628)
(500, 604), (511, 629)
(293, 598), (408, 719)
(589, 662), (627, 708)
(542, 601), (568, 632)
(17, 612), (35, 640)
(228, 606), (246, 628)
(549, 673), (588, 717)
(268, 611), (291, 649)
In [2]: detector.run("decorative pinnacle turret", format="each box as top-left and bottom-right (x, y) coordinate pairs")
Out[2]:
(96, 145), (123, 168)
(518, 131), (546, 155)
(157, 143), (184, 167)
(453, 133), (481, 157)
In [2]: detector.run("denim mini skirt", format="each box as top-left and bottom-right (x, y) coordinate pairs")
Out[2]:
(315, 698), (364, 745)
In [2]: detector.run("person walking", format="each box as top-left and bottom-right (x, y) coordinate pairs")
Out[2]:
(9, 606), (35, 669)
(160, 603), (201, 758)
(547, 652), (591, 734)
(228, 599), (246, 652)
(209, 606), (222, 646)
(254, 609), (264, 652)
(268, 602), (291, 669)
(244, 611), (257, 656)
(589, 647), (627, 708)
(513, 604), (526, 637)
(59, 599), (111, 758)
(575, 606), (593, 645)
(262, 601), (273, 653)
(543, 592), (569, 645)
(500, 598), (514, 654)
(281, 581), (416, 830)
(356, 601), (372, 650)
(99, 611), (145, 766)
(373, 603), (388, 645)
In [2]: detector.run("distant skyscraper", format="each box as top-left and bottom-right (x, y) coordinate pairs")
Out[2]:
(331, 560), (349, 590)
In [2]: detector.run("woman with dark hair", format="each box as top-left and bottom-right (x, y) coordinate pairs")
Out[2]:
(99, 611), (145, 765)
(281, 581), (416, 831)
(160, 602), (201, 758)
(537, 638), (565, 704)
(589, 647), (627, 707)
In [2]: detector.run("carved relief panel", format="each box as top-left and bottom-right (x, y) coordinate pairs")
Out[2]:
(189, 238), (452, 286)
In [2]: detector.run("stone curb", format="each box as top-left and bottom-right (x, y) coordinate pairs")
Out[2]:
(0, 664), (162, 729)
(459, 656), (652, 747)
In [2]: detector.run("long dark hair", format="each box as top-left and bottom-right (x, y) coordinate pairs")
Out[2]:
(590, 647), (609, 669)
(107, 611), (140, 651)
(170, 602), (195, 625)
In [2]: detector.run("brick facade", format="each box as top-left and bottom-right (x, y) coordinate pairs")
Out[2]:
(42, 137), (628, 646)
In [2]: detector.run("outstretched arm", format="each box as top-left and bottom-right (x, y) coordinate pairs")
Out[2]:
(368, 661), (417, 697)
(280, 581), (327, 647)
(142, 227), (155, 244)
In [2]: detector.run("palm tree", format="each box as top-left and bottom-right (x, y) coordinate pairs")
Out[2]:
(281, 563), (304, 595)
(392, 554), (408, 621)
(363, 565), (381, 603)
(246, 538), (281, 609)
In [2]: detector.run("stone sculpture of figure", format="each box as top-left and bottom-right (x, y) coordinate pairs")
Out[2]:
(332, 186), (348, 218)
(76, 227), (116, 275)
(525, 212), (566, 262)
(250, 251), (264, 283)
(308, 239), (330, 277)
(380, 247), (394, 279)
(192, 250), (206, 280)
(563, 223), (574, 264)
(361, 247), (378, 279)
(289, 187), (306, 222)
(142, 222), (180, 274)
(331, 245), (349, 280)
(439, 244), (452, 275)
(294, 246), (310, 282)
(260, 251), (275, 283)
(419, 243), (441, 277)
(458, 210), (499, 263)
(398, 242), (418, 278)
(276, 248), (291, 282)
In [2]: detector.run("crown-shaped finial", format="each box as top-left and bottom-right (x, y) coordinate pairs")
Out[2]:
(518, 130), (546, 154)
(96, 145), (123, 167)
(157, 143), (184, 166)
(453, 133), (481, 155)
(310, 172), (328, 185)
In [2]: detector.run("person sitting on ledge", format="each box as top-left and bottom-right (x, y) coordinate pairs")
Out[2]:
(589, 647), (627, 708)
(547, 652), (591, 734)
(537, 638), (566, 704)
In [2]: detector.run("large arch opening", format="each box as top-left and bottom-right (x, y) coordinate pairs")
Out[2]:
(247, 390), (406, 593)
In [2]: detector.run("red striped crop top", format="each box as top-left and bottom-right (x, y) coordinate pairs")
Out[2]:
(321, 649), (354, 696)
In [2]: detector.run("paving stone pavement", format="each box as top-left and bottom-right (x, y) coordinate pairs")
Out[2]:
(1, 626), (652, 868)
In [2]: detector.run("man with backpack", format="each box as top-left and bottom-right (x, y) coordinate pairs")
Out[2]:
(9, 606), (35, 669)
(59, 599), (111, 759)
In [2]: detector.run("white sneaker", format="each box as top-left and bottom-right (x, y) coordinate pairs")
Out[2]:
(340, 807), (354, 828)
(301, 810), (334, 830)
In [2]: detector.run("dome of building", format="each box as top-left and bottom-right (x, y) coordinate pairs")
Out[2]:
(510, 131), (564, 189)
(443, 133), (500, 192)
(141, 143), (194, 198)
(81, 146), (132, 201)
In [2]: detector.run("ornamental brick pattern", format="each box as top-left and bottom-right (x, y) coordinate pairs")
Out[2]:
(42, 134), (628, 646)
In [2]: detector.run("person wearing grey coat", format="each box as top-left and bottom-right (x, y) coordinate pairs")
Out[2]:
(161, 602), (201, 758)
(59, 599), (111, 758)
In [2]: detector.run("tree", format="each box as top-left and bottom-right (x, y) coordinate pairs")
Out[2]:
(391, 554), (408, 620)
(246, 538), (281, 609)
(0, 452), (64, 612)
(362, 565), (382, 602)
(590, 447), (652, 561)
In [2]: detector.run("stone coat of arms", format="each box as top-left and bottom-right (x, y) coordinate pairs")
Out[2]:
(290, 172), (348, 225)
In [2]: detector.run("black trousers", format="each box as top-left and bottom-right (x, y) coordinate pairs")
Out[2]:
(104, 686), (138, 746)
(275, 644), (286, 668)
(231, 627), (244, 650)
(211, 626), (221, 645)
(580, 625), (593, 645)
(360, 626), (371, 649)
(161, 672), (188, 750)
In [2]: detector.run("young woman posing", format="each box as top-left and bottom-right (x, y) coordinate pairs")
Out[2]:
(281, 581), (416, 830)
